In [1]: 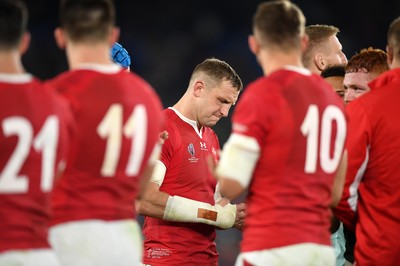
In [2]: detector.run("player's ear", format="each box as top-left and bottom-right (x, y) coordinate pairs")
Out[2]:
(300, 34), (308, 54)
(54, 27), (66, 49)
(248, 35), (259, 55)
(109, 27), (120, 46)
(386, 44), (394, 66)
(193, 80), (205, 98)
(314, 53), (325, 71)
(19, 32), (30, 55)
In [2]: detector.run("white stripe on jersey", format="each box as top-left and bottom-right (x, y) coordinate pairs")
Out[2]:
(348, 146), (370, 212)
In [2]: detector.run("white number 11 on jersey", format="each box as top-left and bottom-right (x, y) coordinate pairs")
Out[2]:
(97, 104), (148, 177)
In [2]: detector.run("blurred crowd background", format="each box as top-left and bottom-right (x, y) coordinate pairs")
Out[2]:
(22, 0), (400, 265)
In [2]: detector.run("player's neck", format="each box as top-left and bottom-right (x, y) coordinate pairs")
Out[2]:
(66, 43), (114, 70)
(0, 51), (25, 74)
(390, 58), (400, 70)
(308, 64), (322, 75)
(259, 49), (304, 76)
(173, 97), (201, 129)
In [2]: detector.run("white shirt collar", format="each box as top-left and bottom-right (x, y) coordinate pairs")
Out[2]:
(0, 73), (33, 83)
(74, 63), (122, 74)
(168, 107), (203, 138)
(283, 65), (312, 76)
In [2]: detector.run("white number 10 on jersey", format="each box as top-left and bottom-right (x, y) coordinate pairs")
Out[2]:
(301, 105), (346, 174)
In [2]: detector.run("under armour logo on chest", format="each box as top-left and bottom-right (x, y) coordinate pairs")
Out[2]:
(200, 142), (207, 149)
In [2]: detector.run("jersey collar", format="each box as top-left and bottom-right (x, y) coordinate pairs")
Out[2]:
(74, 63), (122, 74)
(169, 107), (203, 138)
(0, 73), (33, 83)
(283, 65), (312, 76)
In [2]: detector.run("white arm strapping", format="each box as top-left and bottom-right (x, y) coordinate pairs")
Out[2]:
(214, 182), (222, 203)
(216, 133), (260, 188)
(162, 195), (236, 229)
(150, 160), (166, 186)
(148, 143), (162, 165)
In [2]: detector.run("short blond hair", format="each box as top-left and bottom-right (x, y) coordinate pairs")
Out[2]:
(302, 25), (340, 68)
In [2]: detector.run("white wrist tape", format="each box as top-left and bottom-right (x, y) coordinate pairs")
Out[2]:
(162, 195), (236, 229)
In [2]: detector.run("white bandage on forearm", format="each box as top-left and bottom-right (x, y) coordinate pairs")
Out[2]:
(162, 195), (236, 229)
(216, 133), (260, 188)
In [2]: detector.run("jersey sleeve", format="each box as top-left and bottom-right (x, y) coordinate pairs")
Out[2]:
(231, 84), (272, 148)
(159, 121), (178, 170)
(334, 100), (371, 231)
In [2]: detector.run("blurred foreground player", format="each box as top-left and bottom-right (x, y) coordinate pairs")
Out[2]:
(334, 17), (400, 265)
(0, 0), (71, 265)
(216, 1), (348, 265)
(48, 0), (163, 265)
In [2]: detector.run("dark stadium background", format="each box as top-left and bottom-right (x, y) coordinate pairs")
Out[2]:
(23, 0), (400, 265)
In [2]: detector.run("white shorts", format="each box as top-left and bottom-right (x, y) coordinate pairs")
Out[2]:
(235, 243), (335, 266)
(0, 248), (61, 266)
(49, 219), (143, 266)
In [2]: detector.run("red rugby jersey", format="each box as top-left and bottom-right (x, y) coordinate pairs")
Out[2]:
(0, 74), (71, 252)
(47, 65), (163, 225)
(143, 108), (220, 266)
(334, 68), (400, 265)
(231, 67), (347, 252)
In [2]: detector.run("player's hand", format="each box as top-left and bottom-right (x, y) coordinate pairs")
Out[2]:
(212, 198), (236, 229)
(216, 198), (230, 207)
(233, 202), (246, 231)
(158, 130), (169, 145)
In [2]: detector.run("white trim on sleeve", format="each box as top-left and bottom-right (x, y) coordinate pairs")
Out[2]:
(348, 146), (369, 211)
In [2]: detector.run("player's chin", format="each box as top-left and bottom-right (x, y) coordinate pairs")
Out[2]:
(205, 117), (221, 127)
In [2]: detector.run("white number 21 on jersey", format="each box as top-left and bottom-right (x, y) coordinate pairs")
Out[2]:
(301, 105), (346, 174)
(97, 104), (148, 177)
(0, 116), (59, 193)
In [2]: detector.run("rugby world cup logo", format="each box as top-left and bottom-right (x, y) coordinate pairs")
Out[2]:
(188, 143), (195, 157)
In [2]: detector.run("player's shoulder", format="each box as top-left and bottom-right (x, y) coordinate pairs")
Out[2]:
(202, 126), (219, 143)
(202, 125), (217, 136)
(363, 70), (400, 106)
(162, 109), (182, 131)
(45, 70), (82, 94)
(120, 70), (161, 101)
(238, 76), (282, 114)
(29, 76), (65, 101)
(159, 109), (183, 149)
